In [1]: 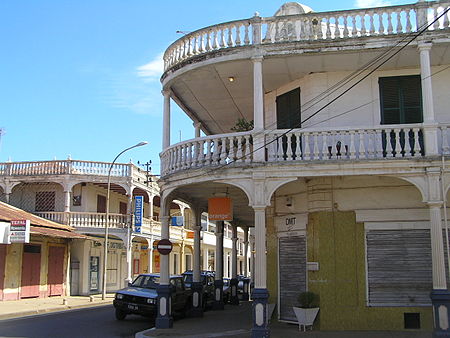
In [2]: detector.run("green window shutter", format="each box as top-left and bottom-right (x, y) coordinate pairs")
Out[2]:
(276, 88), (301, 129)
(379, 75), (423, 125)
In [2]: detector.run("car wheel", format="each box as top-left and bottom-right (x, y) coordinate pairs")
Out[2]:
(115, 308), (127, 320)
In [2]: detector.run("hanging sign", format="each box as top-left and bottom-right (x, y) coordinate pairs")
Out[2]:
(134, 196), (143, 233)
(9, 220), (30, 243)
(186, 231), (195, 239)
(171, 216), (183, 226)
(208, 197), (233, 221)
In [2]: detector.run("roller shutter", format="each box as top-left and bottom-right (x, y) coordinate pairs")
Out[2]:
(366, 229), (432, 306)
(278, 235), (306, 321)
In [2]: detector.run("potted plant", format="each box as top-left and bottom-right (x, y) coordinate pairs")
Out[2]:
(292, 291), (319, 331)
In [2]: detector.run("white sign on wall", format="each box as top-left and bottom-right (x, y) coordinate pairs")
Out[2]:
(9, 220), (30, 243)
(275, 213), (307, 232)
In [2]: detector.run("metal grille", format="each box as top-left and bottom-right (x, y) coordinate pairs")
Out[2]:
(279, 235), (306, 322)
(9, 183), (64, 213)
(367, 230), (432, 306)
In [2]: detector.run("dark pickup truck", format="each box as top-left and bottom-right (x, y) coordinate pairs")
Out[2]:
(113, 274), (192, 320)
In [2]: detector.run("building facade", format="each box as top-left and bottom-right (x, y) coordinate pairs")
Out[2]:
(156, 1), (450, 336)
(0, 202), (85, 300)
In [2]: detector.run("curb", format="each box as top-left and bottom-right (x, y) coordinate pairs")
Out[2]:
(0, 300), (113, 321)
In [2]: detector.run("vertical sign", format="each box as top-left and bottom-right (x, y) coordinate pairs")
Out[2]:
(134, 196), (143, 234)
(9, 220), (30, 243)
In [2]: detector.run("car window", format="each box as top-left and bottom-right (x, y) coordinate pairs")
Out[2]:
(132, 275), (159, 288)
(183, 274), (193, 284)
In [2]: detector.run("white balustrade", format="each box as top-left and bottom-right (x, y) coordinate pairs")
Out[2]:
(0, 160), (131, 177)
(163, 1), (450, 71)
(35, 211), (128, 228)
(161, 131), (253, 175)
(161, 125), (430, 175)
(266, 125), (425, 161)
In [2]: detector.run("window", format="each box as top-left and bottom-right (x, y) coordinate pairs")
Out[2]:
(379, 75), (422, 124)
(276, 88), (301, 129)
(35, 191), (55, 212)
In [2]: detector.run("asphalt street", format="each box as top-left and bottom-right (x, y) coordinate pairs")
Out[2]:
(0, 305), (154, 338)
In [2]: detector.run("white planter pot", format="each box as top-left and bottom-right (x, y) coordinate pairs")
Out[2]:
(292, 307), (319, 331)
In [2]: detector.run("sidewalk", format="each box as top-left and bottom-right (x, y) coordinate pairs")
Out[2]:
(137, 301), (432, 338)
(0, 294), (114, 320)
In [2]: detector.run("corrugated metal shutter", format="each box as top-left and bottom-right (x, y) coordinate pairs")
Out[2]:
(367, 229), (432, 306)
(279, 235), (306, 321)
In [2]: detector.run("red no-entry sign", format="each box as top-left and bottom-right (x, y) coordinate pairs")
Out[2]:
(157, 239), (173, 255)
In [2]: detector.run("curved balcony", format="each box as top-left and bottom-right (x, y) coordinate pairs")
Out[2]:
(163, 1), (450, 73)
(160, 124), (450, 177)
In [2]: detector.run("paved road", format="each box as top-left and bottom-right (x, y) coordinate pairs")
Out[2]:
(0, 305), (154, 338)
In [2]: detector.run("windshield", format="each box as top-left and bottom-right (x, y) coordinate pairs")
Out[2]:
(131, 275), (160, 289)
(183, 274), (193, 284)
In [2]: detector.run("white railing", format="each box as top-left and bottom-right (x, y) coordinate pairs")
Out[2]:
(35, 212), (128, 229)
(0, 160), (131, 177)
(163, 1), (450, 71)
(266, 125), (424, 162)
(160, 124), (430, 175)
(161, 131), (253, 175)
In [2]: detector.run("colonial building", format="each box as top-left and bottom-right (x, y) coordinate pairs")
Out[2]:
(156, 1), (450, 336)
(0, 159), (193, 295)
(0, 202), (85, 300)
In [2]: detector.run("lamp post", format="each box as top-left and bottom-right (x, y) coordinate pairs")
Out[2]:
(102, 141), (148, 300)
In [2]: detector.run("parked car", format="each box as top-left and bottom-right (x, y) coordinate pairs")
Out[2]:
(182, 270), (215, 309)
(223, 277), (231, 303)
(237, 275), (251, 295)
(113, 274), (192, 320)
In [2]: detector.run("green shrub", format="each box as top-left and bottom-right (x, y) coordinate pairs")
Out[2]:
(297, 291), (319, 308)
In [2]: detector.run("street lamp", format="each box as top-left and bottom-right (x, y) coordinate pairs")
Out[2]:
(102, 141), (148, 300)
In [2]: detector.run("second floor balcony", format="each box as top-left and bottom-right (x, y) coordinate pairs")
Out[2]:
(161, 124), (450, 176)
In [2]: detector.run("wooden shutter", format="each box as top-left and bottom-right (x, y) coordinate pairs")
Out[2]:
(276, 88), (301, 129)
(379, 75), (422, 125)
(366, 229), (432, 306)
(279, 235), (306, 322)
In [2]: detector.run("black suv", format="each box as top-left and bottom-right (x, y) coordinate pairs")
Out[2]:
(182, 270), (215, 309)
(113, 274), (191, 320)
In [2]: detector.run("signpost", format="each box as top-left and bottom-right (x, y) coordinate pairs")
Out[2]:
(157, 239), (173, 255)
(134, 196), (143, 233)
(9, 220), (30, 243)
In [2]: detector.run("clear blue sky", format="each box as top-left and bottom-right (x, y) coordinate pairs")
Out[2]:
(0, 0), (409, 174)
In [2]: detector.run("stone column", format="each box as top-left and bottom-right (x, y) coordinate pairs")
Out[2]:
(156, 194), (173, 329)
(203, 248), (209, 271)
(148, 235), (154, 273)
(162, 90), (171, 150)
(252, 56), (265, 162)
(419, 42), (438, 156)
(213, 221), (224, 310)
(427, 169), (450, 335)
(230, 225), (240, 305)
(149, 194), (154, 220)
(194, 122), (202, 138)
(190, 207), (204, 317)
(252, 206), (269, 338)
(242, 227), (250, 301)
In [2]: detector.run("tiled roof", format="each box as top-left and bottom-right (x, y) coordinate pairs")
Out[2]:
(0, 201), (86, 239)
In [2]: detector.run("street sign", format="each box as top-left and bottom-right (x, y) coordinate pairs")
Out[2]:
(157, 239), (173, 255)
(9, 220), (30, 243)
(134, 196), (143, 233)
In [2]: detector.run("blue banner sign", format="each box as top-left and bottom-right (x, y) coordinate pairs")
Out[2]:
(171, 216), (183, 226)
(134, 196), (143, 233)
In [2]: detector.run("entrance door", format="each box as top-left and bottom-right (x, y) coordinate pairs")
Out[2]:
(0, 245), (6, 300)
(278, 236), (306, 322)
(21, 244), (41, 298)
(97, 195), (106, 213)
(140, 250), (149, 273)
(48, 246), (65, 296)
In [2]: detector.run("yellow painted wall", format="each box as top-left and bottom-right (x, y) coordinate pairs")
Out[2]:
(267, 210), (432, 330)
(307, 211), (432, 331)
